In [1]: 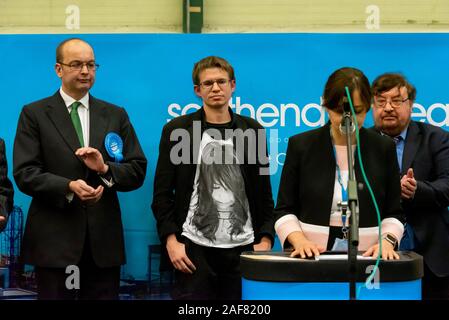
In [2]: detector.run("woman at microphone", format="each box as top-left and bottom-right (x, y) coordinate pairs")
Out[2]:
(274, 67), (404, 260)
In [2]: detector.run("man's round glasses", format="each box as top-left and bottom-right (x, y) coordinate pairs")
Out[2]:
(374, 96), (409, 108)
(198, 78), (231, 90)
(58, 61), (100, 71)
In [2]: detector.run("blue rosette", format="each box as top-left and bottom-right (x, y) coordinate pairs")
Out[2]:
(104, 132), (124, 163)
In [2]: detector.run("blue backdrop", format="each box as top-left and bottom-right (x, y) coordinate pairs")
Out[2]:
(1, 33), (448, 280)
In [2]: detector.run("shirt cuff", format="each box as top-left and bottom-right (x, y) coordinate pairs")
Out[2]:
(381, 217), (404, 245)
(66, 192), (74, 203)
(274, 214), (302, 249)
(99, 174), (115, 188)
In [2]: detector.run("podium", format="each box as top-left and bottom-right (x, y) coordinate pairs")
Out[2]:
(241, 251), (423, 300)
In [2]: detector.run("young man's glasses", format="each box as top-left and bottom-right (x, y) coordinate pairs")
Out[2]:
(198, 78), (231, 90)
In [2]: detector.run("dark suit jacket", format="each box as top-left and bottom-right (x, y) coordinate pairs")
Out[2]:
(275, 123), (403, 239)
(392, 121), (449, 276)
(0, 138), (14, 232)
(13, 91), (147, 268)
(151, 108), (275, 269)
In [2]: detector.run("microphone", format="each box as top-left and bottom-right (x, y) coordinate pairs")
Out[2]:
(339, 97), (355, 134)
(343, 97), (351, 113)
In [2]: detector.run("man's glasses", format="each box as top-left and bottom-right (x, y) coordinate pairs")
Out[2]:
(58, 61), (100, 71)
(374, 96), (409, 108)
(198, 78), (231, 90)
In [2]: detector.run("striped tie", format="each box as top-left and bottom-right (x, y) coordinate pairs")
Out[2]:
(393, 135), (403, 144)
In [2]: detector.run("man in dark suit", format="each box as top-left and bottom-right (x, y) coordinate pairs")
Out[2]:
(372, 73), (449, 299)
(13, 38), (147, 300)
(0, 138), (14, 232)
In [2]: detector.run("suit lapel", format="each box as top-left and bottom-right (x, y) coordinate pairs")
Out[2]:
(402, 121), (421, 174)
(45, 92), (82, 153)
(187, 108), (203, 164)
(316, 124), (337, 223)
(88, 95), (108, 150)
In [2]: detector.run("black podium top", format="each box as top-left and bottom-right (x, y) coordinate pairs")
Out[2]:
(240, 251), (423, 282)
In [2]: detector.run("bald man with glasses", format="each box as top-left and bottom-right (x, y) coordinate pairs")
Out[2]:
(13, 38), (147, 300)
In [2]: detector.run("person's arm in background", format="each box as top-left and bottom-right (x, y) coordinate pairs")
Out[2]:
(151, 123), (196, 273)
(253, 125), (275, 251)
(405, 129), (449, 209)
(0, 138), (14, 231)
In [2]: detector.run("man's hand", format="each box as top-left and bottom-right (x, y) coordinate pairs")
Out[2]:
(166, 234), (196, 274)
(401, 168), (417, 200)
(69, 179), (104, 202)
(75, 147), (108, 174)
(253, 236), (272, 251)
(0, 215), (5, 223)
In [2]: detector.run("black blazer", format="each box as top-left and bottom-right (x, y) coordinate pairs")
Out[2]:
(13, 91), (147, 268)
(151, 108), (275, 266)
(0, 138), (14, 231)
(390, 121), (449, 276)
(275, 123), (403, 238)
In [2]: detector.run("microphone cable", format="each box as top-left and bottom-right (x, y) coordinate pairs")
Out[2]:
(344, 86), (382, 299)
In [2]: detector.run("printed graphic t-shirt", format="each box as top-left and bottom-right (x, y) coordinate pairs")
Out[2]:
(182, 122), (254, 248)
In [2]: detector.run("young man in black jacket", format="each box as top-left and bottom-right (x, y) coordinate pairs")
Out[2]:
(152, 56), (274, 300)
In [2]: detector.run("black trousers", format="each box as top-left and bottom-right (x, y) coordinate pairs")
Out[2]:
(35, 233), (120, 300)
(171, 238), (253, 300)
(422, 263), (449, 300)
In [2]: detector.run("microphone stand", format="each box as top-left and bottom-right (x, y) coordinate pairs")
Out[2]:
(342, 111), (359, 300)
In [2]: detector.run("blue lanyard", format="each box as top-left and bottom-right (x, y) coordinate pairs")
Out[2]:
(330, 130), (355, 231)
(332, 145), (348, 229)
(333, 147), (348, 202)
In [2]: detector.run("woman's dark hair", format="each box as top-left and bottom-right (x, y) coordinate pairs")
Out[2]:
(322, 67), (371, 113)
(191, 141), (249, 242)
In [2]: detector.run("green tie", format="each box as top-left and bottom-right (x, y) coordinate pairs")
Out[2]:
(70, 101), (84, 147)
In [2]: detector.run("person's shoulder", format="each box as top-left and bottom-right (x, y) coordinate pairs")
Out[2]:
(23, 95), (55, 111)
(413, 120), (448, 136)
(163, 110), (199, 131)
(234, 113), (264, 130)
(361, 127), (395, 149)
(91, 96), (122, 111)
(363, 126), (385, 140)
(91, 97), (134, 121)
(289, 126), (325, 144)
(412, 121), (449, 151)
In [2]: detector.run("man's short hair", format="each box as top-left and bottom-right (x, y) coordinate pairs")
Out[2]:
(56, 38), (90, 63)
(192, 56), (235, 85)
(371, 73), (416, 102)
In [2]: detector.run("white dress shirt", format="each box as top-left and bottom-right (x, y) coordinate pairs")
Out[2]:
(60, 88), (90, 147)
